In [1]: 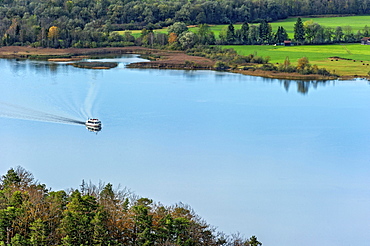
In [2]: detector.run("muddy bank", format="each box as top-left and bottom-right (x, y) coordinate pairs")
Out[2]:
(0, 46), (154, 58)
(0, 46), (214, 65)
(235, 69), (338, 80)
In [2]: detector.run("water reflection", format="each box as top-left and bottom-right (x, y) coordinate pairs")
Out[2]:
(4, 57), (349, 94)
(259, 76), (335, 94)
(6, 59), (61, 76)
(1, 56), (370, 246)
(282, 80), (332, 94)
(5, 55), (150, 76)
(86, 125), (102, 133)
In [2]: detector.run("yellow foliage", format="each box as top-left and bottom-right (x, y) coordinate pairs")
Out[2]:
(168, 32), (177, 44)
(48, 26), (59, 40)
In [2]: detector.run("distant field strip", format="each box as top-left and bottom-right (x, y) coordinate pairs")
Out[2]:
(121, 15), (370, 38)
(226, 44), (370, 76)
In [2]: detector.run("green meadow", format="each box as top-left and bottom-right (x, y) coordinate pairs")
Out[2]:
(196, 15), (370, 38)
(271, 15), (370, 38)
(121, 15), (370, 39)
(118, 15), (370, 76)
(225, 43), (370, 76)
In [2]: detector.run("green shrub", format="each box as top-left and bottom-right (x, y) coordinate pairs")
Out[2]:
(214, 61), (230, 71)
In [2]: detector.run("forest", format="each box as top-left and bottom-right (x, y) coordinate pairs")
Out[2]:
(1, 0), (370, 48)
(0, 167), (262, 246)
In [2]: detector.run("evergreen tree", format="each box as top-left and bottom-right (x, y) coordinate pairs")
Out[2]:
(334, 26), (344, 42)
(30, 219), (48, 246)
(226, 23), (236, 44)
(239, 22), (250, 44)
(248, 235), (262, 246)
(0, 168), (21, 189)
(363, 25), (370, 37)
(133, 198), (154, 245)
(294, 17), (305, 44)
(60, 190), (106, 246)
(259, 20), (272, 44)
(275, 26), (288, 43)
(248, 25), (260, 45)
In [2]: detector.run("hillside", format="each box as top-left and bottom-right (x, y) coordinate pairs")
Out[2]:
(1, 0), (370, 48)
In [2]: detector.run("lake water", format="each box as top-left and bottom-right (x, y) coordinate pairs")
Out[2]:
(1, 56), (370, 246)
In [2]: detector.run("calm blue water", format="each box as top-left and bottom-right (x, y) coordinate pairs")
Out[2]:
(1, 56), (370, 246)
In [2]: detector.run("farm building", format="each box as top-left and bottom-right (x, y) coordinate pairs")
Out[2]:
(275, 41), (295, 46)
(361, 37), (370, 45)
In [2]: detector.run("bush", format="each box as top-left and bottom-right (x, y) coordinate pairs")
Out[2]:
(214, 61), (230, 71)
(260, 64), (277, 71)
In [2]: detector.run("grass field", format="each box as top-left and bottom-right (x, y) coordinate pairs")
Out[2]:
(193, 15), (370, 38)
(117, 29), (166, 38)
(224, 43), (370, 76)
(117, 15), (370, 76)
(119, 15), (370, 39)
(271, 15), (370, 38)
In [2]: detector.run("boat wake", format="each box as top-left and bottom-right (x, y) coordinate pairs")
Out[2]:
(81, 81), (100, 120)
(0, 102), (85, 125)
(0, 59), (106, 130)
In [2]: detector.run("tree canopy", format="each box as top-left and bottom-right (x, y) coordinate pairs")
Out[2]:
(1, 0), (370, 47)
(0, 167), (260, 246)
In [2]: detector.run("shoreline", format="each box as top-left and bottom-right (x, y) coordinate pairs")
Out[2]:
(0, 46), (359, 80)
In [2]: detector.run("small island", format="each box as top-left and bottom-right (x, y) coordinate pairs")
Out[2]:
(69, 61), (118, 69)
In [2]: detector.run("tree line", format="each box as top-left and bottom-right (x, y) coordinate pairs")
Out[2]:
(129, 19), (370, 51)
(1, 0), (370, 47)
(0, 167), (262, 246)
(2, 15), (369, 49)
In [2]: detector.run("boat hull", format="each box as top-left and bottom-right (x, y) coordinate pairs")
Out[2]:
(85, 119), (102, 132)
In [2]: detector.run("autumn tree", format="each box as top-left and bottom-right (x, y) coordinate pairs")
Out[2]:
(168, 32), (178, 44)
(296, 57), (311, 74)
(48, 26), (59, 48)
(0, 167), (261, 246)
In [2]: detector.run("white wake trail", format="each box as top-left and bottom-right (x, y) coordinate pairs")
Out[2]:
(0, 102), (85, 125)
(82, 81), (100, 119)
